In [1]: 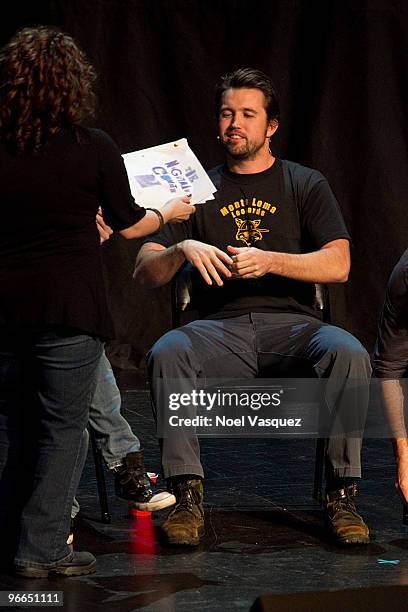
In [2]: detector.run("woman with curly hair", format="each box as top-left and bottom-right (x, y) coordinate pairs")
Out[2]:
(0, 26), (194, 578)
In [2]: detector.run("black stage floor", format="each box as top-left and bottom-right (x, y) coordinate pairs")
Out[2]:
(2, 387), (408, 611)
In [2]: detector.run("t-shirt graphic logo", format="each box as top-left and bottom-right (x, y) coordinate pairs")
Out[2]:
(234, 218), (269, 246)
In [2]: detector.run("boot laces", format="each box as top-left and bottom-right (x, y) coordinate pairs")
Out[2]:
(330, 491), (361, 521)
(172, 482), (200, 516)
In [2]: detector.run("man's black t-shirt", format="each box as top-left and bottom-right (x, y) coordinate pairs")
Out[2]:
(147, 159), (350, 319)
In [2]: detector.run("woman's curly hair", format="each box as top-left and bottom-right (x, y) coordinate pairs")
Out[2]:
(0, 26), (97, 154)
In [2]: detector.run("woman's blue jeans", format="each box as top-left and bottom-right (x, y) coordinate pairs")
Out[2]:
(0, 325), (102, 567)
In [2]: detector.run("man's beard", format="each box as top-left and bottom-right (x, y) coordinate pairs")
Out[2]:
(220, 135), (268, 160)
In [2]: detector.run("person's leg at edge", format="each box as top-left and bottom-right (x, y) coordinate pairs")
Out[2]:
(89, 351), (140, 466)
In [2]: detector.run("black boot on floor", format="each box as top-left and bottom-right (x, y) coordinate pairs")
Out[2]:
(15, 551), (96, 578)
(114, 450), (176, 511)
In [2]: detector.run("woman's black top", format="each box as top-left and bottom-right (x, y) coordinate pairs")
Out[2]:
(0, 127), (145, 339)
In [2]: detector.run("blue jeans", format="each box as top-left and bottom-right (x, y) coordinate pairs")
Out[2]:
(89, 351), (140, 468)
(0, 325), (102, 567)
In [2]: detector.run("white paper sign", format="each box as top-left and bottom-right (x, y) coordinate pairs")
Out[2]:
(122, 138), (217, 209)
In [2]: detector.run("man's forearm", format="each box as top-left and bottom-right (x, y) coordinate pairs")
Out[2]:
(265, 244), (349, 283)
(133, 244), (186, 288)
(229, 239), (350, 283)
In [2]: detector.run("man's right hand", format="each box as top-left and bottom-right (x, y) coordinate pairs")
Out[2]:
(178, 239), (233, 286)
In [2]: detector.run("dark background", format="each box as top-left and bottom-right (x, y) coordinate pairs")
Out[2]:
(2, 0), (407, 373)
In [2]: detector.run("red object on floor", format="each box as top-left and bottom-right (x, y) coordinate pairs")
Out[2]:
(130, 509), (151, 518)
(128, 508), (157, 556)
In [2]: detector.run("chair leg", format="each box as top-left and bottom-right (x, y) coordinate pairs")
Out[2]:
(313, 438), (326, 505)
(89, 426), (111, 523)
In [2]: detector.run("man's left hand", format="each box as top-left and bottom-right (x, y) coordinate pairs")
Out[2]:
(227, 245), (271, 279)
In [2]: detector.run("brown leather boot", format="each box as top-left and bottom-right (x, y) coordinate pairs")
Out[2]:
(325, 483), (369, 545)
(161, 478), (205, 546)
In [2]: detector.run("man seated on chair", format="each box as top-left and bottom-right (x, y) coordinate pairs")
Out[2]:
(134, 68), (371, 547)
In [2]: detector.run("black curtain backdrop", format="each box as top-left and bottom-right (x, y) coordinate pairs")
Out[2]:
(2, 1), (407, 371)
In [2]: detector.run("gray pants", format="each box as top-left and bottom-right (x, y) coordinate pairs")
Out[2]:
(147, 313), (371, 481)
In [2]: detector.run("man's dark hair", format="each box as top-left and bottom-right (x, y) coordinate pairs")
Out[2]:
(215, 68), (280, 122)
